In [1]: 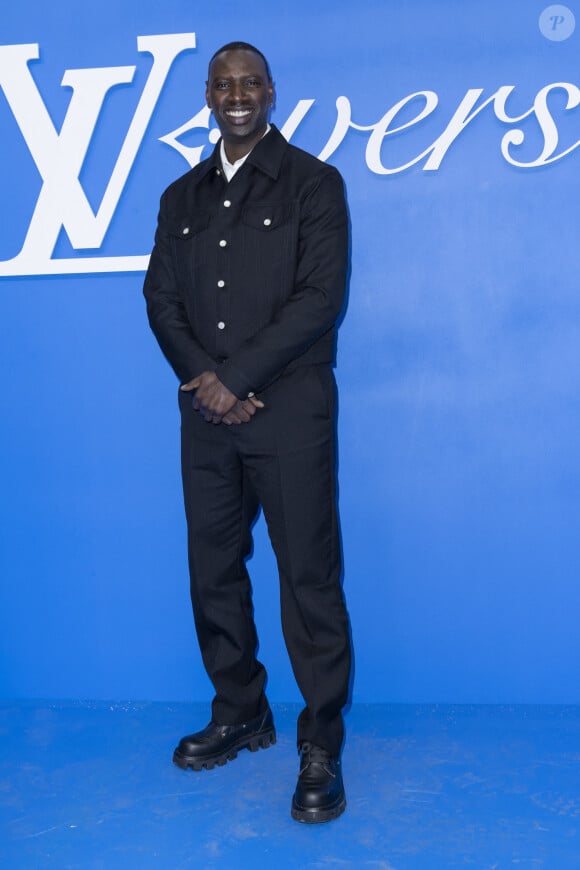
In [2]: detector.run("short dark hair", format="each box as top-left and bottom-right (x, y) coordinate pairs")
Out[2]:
(208, 42), (272, 80)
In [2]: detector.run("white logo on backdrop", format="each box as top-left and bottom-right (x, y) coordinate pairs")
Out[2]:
(0, 33), (579, 276)
(0, 34), (196, 276)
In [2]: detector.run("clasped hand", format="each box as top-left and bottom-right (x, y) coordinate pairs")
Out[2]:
(180, 371), (264, 425)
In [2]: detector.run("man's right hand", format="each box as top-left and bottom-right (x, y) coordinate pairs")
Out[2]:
(181, 371), (264, 425)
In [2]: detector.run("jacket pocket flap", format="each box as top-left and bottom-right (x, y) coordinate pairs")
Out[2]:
(241, 203), (292, 231)
(166, 213), (210, 239)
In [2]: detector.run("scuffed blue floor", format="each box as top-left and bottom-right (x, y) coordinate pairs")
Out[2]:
(1, 702), (579, 868)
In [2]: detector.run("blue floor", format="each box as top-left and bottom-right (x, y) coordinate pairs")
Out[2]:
(1, 702), (579, 868)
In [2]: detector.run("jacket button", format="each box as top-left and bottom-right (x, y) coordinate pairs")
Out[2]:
(263, 218), (272, 226)
(219, 239), (227, 247)
(217, 321), (225, 330)
(182, 227), (190, 235)
(224, 200), (231, 208)
(217, 280), (225, 288)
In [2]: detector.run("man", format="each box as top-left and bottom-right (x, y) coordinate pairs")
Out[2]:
(143, 41), (351, 824)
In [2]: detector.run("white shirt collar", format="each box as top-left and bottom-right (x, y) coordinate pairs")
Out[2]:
(220, 124), (271, 182)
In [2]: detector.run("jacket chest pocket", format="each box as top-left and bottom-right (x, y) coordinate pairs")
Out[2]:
(241, 202), (293, 233)
(240, 203), (296, 296)
(167, 213), (210, 285)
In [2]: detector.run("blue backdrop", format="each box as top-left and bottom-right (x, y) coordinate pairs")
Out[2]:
(1, 1), (579, 704)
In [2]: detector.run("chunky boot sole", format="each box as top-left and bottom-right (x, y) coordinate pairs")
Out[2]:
(173, 727), (276, 771)
(291, 793), (347, 824)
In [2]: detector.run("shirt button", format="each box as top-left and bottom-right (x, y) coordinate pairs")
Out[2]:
(219, 239), (227, 247)
(217, 280), (225, 288)
(217, 321), (225, 330)
(263, 218), (272, 227)
(216, 168), (221, 176)
(224, 200), (231, 208)
(182, 227), (190, 235)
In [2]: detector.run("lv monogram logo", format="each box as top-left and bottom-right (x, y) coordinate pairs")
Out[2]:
(0, 34), (196, 276)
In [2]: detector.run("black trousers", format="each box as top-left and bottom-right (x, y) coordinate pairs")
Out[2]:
(179, 364), (351, 757)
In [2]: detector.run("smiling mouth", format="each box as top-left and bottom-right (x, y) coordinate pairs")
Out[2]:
(224, 108), (253, 121)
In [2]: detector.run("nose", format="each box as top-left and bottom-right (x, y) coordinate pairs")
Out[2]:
(228, 81), (245, 103)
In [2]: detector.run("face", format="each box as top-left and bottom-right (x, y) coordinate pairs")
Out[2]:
(206, 49), (273, 159)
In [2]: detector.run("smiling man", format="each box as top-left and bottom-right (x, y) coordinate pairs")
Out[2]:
(144, 42), (351, 824)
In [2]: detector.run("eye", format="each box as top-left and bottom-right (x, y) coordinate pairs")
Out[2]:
(245, 79), (262, 88)
(215, 81), (230, 90)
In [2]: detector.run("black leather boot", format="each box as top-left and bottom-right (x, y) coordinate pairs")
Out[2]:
(173, 707), (276, 771)
(291, 742), (346, 823)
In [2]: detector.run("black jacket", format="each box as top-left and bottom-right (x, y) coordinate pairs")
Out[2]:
(143, 125), (349, 399)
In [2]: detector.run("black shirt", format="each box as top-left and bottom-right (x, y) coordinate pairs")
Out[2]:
(144, 125), (349, 399)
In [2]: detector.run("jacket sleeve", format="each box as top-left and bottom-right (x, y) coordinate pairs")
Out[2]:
(215, 168), (349, 398)
(143, 190), (216, 384)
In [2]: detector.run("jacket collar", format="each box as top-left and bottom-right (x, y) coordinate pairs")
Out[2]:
(197, 124), (287, 183)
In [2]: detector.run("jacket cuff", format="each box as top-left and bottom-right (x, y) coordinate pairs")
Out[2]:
(215, 360), (254, 400)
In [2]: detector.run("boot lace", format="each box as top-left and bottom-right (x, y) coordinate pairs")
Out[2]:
(299, 741), (333, 774)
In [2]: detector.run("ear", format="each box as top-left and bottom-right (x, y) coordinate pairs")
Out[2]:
(205, 81), (211, 109)
(268, 80), (275, 108)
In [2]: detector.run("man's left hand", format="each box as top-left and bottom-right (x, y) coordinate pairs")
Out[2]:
(180, 371), (237, 424)
(222, 396), (265, 425)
